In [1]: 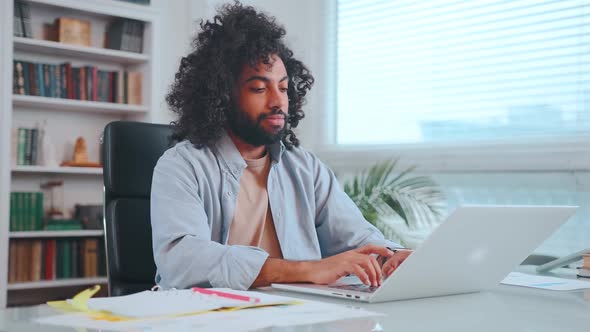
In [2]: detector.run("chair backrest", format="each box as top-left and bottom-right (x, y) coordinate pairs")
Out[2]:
(102, 121), (174, 296)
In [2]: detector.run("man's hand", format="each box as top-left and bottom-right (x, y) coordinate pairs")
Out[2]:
(382, 249), (413, 278)
(307, 244), (393, 287)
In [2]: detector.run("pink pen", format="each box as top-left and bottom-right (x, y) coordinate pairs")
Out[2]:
(192, 287), (261, 303)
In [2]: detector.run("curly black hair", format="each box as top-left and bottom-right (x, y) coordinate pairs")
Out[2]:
(166, 1), (314, 149)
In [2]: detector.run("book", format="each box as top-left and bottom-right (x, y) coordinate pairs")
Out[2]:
(10, 193), (16, 231)
(31, 240), (43, 281)
(45, 239), (56, 280)
(30, 128), (38, 166)
(127, 71), (142, 105)
(28, 63), (36, 97)
(13, 1), (23, 37)
(8, 241), (17, 283)
(22, 60), (30, 95)
(11, 128), (17, 167)
(13, 61), (25, 94)
(83, 239), (98, 277)
(19, 0), (32, 38)
(36, 63), (44, 97)
(18, 240), (31, 282)
(45, 219), (83, 231)
(106, 18), (144, 53)
(55, 17), (91, 46)
(17, 128), (26, 165)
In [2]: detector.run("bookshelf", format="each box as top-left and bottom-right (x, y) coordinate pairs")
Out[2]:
(10, 230), (105, 238)
(7, 277), (108, 290)
(14, 36), (150, 64)
(13, 94), (149, 114)
(12, 165), (104, 175)
(0, 0), (161, 307)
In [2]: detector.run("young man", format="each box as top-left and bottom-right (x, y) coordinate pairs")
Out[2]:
(151, 2), (412, 291)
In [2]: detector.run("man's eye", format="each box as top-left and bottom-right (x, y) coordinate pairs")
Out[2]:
(250, 87), (266, 93)
(279, 87), (288, 93)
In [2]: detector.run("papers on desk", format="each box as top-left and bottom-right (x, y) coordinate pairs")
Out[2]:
(36, 287), (382, 331)
(502, 272), (590, 291)
(83, 288), (294, 318)
(38, 300), (381, 332)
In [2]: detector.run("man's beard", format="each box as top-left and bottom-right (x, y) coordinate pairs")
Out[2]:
(227, 107), (287, 146)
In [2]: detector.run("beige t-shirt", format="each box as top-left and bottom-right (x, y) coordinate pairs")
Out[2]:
(227, 152), (283, 258)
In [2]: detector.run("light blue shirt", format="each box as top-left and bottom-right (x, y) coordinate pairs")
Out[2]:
(150, 130), (400, 290)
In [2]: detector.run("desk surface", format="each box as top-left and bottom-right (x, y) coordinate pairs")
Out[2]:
(2, 270), (590, 332)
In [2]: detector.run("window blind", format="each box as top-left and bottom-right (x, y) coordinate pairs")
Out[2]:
(337, 0), (589, 145)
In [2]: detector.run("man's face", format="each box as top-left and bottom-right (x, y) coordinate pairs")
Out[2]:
(227, 54), (289, 146)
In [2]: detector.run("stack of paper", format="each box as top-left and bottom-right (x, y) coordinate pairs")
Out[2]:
(83, 288), (295, 318)
(37, 287), (382, 331)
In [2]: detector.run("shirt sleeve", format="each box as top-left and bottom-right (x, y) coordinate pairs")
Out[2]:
(309, 153), (402, 257)
(150, 151), (269, 290)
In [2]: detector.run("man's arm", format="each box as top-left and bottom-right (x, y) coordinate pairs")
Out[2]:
(252, 244), (394, 288)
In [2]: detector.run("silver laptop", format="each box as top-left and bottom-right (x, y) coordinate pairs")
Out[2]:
(271, 205), (577, 303)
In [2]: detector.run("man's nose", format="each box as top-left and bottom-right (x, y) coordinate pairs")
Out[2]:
(268, 86), (287, 109)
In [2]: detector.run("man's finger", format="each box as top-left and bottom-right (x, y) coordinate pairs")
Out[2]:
(383, 265), (391, 277)
(355, 244), (393, 257)
(363, 256), (380, 287)
(352, 264), (370, 285)
(383, 259), (395, 277)
(369, 255), (383, 286)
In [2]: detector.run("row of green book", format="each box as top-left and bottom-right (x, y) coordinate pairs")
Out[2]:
(9, 192), (43, 231)
(10, 192), (85, 231)
(13, 127), (40, 166)
(45, 219), (84, 231)
(8, 238), (106, 283)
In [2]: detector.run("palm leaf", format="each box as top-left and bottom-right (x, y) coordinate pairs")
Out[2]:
(343, 159), (446, 233)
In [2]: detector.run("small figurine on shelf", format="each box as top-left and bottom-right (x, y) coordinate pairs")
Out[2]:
(61, 136), (102, 168)
(41, 180), (65, 219)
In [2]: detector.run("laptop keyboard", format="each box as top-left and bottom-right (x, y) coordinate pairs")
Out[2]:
(329, 284), (379, 293)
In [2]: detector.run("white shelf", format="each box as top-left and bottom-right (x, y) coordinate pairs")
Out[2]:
(7, 277), (107, 290)
(13, 94), (148, 115)
(25, 0), (157, 21)
(12, 165), (103, 175)
(14, 37), (149, 64)
(10, 230), (104, 238)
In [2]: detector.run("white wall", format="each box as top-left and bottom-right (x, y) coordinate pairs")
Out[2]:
(151, 0), (194, 125)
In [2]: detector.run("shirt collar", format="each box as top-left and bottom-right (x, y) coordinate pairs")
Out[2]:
(214, 130), (285, 176)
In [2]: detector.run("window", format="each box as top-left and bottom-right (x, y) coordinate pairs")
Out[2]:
(337, 0), (589, 145)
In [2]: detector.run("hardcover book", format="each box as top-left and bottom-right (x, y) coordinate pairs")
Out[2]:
(55, 17), (91, 46)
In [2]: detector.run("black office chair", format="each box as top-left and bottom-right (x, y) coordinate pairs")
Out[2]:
(102, 121), (174, 296)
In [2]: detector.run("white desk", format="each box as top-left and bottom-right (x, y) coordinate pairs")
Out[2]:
(2, 269), (589, 332)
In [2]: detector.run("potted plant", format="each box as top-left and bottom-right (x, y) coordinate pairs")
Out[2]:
(343, 159), (446, 247)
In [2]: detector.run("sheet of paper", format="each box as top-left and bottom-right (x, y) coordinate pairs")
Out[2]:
(83, 288), (295, 318)
(501, 272), (590, 291)
(36, 298), (382, 332)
